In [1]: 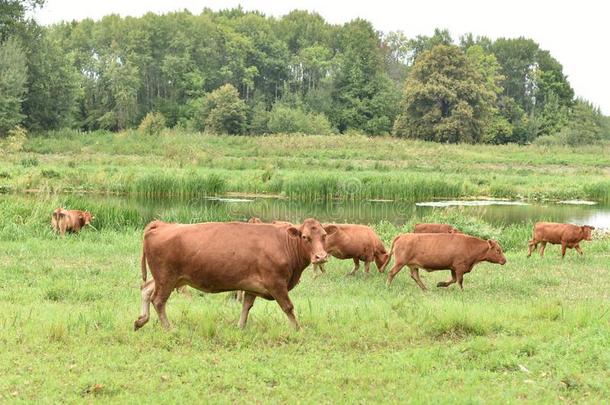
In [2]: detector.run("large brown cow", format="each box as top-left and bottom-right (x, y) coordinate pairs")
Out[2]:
(414, 223), (461, 234)
(134, 218), (328, 331)
(313, 224), (388, 277)
(527, 222), (595, 258)
(51, 208), (94, 236)
(382, 233), (506, 290)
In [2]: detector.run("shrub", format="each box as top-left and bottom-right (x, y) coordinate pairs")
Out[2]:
(267, 104), (332, 135)
(138, 112), (166, 135)
(4, 125), (27, 152)
(200, 84), (247, 135)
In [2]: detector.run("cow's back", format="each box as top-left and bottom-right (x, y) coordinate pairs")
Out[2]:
(414, 223), (454, 233)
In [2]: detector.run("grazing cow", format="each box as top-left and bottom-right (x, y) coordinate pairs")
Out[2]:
(527, 222), (595, 258)
(313, 224), (388, 277)
(51, 208), (94, 236)
(414, 223), (461, 234)
(383, 233), (506, 290)
(134, 218), (328, 331)
(247, 217), (263, 224)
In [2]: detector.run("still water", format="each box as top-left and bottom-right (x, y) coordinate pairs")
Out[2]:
(76, 195), (610, 229)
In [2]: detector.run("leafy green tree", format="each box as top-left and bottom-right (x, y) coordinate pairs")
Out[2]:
(393, 44), (496, 143)
(491, 38), (574, 118)
(21, 28), (81, 130)
(0, 0), (44, 41)
(200, 84), (247, 134)
(560, 99), (607, 145)
(0, 36), (27, 135)
(381, 30), (410, 85)
(331, 19), (400, 134)
(408, 28), (453, 63)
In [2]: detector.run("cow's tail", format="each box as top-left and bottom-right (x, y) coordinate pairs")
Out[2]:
(140, 246), (148, 283)
(380, 235), (400, 273)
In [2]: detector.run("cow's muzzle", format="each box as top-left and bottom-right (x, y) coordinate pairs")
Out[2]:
(312, 252), (328, 264)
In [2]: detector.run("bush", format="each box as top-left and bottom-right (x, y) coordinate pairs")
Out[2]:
(200, 84), (247, 135)
(267, 104), (332, 135)
(4, 125), (27, 152)
(138, 112), (166, 135)
(249, 102), (270, 135)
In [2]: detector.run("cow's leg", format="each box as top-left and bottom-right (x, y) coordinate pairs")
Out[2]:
(346, 258), (360, 276)
(364, 260), (371, 275)
(134, 279), (155, 331)
(59, 220), (67, 237)
(409, 267), (427, 291)
(456, 271), (465, 290)
(539, 241), (547, 257)
(237, 292), (256, 329)
(386, 261), (405, 287)
(270, 287), (300, 330)
(437, 270), (457, 288)
(527, 240), (538, 257)
(575, 244), (584, 256)
(561, 242), (567, 259)
(151, 281), (174, 329)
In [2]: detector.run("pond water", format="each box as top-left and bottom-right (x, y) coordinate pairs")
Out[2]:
(6, 192), (610, 229)
(29, 194), (610, 229)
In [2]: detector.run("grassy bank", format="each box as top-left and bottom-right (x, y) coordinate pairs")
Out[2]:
(0, 195), (609, 402)
(1, 130), (609, 202)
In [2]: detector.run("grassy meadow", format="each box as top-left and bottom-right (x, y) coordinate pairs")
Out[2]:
(1, 130), (610, 202)
(1, 131), (610, 403)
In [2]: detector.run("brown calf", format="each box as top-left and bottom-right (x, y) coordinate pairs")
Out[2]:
(383, 233), (506, 290)
(51, 208), (94, 236)
(313, 224), (388, 277)
(527, 222), (594, 258)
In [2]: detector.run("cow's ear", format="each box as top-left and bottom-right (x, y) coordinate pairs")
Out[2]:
(287, 227), (301, 238)
(324, 225), (338, 235)
(487, 240), (494, 248)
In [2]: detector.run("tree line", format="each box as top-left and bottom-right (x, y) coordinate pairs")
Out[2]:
(1, 1), (608, 144)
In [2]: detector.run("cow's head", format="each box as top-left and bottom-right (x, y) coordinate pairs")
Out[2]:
(375, 252), (389, 272)
(247, 217), (263, 224)
(80, 211), (94, 226)
(581, 225), (595, 241)
(288, 218), (328, 264)
(485, 240), (506, 265)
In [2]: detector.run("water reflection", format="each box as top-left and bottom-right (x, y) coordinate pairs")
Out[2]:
(131, 195), (610, 229)
(13, 193), (610, 229)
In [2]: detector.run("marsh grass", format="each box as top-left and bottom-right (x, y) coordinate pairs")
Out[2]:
(5, 130), (610, 202)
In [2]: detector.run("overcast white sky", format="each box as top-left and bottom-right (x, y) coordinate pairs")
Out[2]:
(34, 0), (609, 114)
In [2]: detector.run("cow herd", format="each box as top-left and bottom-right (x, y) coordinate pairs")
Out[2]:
(50, 208), (596, 331)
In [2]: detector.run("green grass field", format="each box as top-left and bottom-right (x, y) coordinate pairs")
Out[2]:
(1, 132), (609, 403)
(2, 130), (610, 202)
(1, 193), (609, 403)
